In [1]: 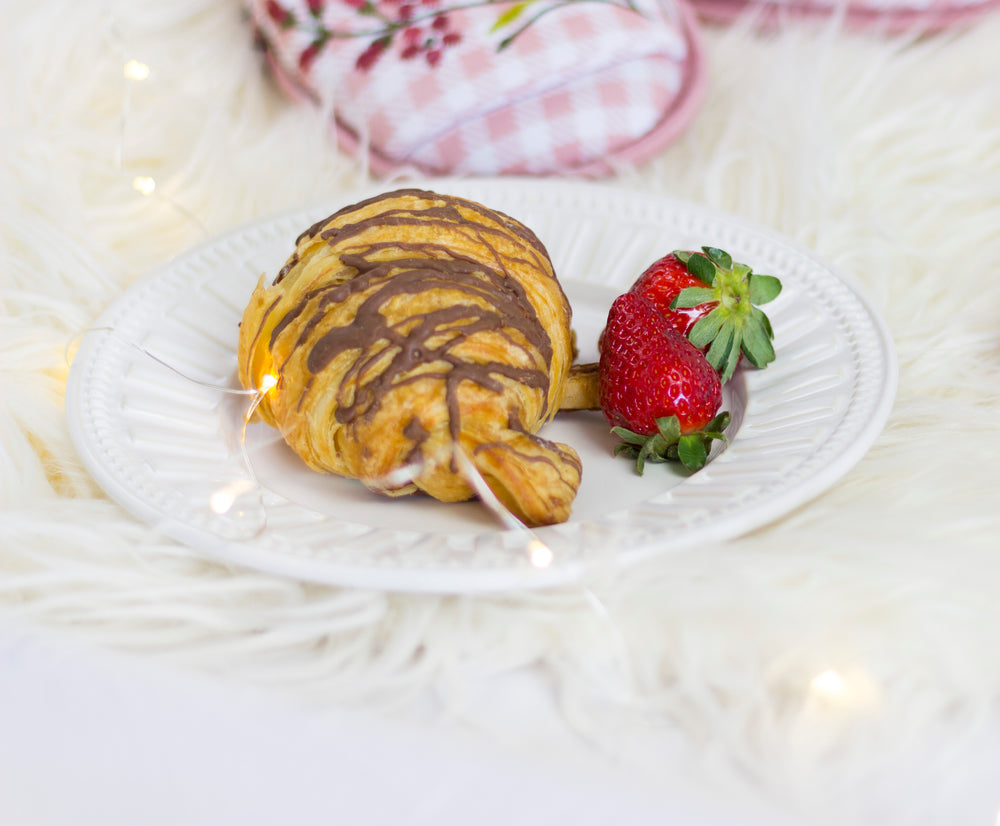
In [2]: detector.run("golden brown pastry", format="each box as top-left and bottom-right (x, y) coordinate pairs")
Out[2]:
(237, 189), (582, 526)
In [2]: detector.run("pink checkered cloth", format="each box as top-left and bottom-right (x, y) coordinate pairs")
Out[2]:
(690, 0), (1000, 29)
(248, 0), (705, 176)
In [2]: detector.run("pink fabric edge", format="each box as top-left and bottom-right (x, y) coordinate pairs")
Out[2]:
(264, 0), (708, 178)
(691, 0), (1000, 31)
(566, 0), (708, 177)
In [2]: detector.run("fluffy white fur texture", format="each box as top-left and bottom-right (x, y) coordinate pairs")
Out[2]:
(3, 1), (1000, 823)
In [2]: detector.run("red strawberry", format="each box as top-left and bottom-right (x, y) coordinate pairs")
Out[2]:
(599, 293), (730, 473)
(630, 247), (782, 383)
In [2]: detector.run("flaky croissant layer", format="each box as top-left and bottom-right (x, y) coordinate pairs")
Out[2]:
(237, 189), (582, 526)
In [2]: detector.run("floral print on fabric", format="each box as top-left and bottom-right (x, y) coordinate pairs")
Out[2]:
(261, 0), (643, 71)
(248, 0), (705, 176)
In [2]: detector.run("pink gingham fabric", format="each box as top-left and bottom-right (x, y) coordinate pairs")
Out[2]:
(690, 0), (1000, 29)
(248, 0), (705, 176)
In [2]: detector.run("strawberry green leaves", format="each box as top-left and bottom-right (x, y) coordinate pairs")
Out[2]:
(612, 412), (731, 473)
(749, 272), (782, 305)
(680, 247), (724, 285)
(671, 247), (782, 383)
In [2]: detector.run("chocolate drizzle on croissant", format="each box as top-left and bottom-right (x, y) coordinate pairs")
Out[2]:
(238, 189), (581, 526)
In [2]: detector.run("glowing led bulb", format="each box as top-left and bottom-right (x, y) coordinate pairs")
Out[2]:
(528, 539), (553, 569)
(258, 373), (278, 393)
(209, 488), (237, 515)
(810, 669), (847, 699)
(123, 59), (150, 80)
(132, 176), (156, 196)
(806, 665), (881, 712)
(209, 479), (256, 515)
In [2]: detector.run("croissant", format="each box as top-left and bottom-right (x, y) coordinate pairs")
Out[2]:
(237, 189), (582, 526)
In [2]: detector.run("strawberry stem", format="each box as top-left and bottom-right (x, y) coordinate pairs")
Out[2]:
(612, 411), (731, 474)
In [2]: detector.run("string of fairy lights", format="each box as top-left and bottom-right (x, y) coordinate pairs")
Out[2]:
(91, 15), (892, 720)
(96, 19), (274, 532)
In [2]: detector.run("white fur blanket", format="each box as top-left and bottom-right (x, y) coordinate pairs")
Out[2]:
(3, 1), (1000, 823)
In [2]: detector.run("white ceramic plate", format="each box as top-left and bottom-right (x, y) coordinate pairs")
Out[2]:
(66, 179), (897, 593)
